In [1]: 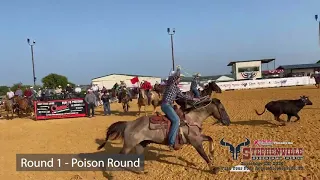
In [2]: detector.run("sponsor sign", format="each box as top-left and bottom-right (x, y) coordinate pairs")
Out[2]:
(34, 98), (87, 120)
(218, 138), (304, 172)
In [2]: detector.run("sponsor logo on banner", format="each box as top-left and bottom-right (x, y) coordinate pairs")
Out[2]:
(242, 83), (248, 87)
(218, 138), (304, 172)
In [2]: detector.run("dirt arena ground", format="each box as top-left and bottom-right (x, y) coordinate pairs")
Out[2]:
(0, 86), (319, 180)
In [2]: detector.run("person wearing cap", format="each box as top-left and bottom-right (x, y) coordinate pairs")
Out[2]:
(118, 81), (132, 103)
(101, 91), (111, 115)
(85, 89), (97, 118)
(66, 84), (73, 93)
(140, 80), (152, 105)
(55, 85), (62, 94)
(190, 73), (201, 98)
(161, 65), (200, 151)
(75, 85), (81, 93)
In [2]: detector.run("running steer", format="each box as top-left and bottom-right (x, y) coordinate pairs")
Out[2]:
(255, 96), (312, 122)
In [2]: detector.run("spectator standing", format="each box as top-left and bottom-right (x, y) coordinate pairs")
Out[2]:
(101, 92), (111, 115)
(85, 89), (96, 118)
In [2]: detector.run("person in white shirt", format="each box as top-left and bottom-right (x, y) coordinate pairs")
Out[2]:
(7, 89), (14, 99)
(6, 88), (15, 105)
(92, 85), (98, 92)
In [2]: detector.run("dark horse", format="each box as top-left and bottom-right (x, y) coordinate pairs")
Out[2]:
(121, 90), (130, 112)
(311, 74), (320, 88)
(97, 98), (231, 174)
(184, 81), (222, 97)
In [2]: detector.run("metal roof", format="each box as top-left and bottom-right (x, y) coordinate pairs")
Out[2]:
(277, 63), (320, 70)
(92, 73), (162, 80)
(227, 58), (275, 66)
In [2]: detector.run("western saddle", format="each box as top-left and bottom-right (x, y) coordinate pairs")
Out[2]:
(149, 105), (187, 150)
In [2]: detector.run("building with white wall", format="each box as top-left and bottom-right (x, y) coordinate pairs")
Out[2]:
(277, 63), (320, 77)
(227, 59), (275, 80)
(91, 74), (162, 89)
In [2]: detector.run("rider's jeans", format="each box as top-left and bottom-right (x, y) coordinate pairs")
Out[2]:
(161, 103), (180, 146)
(192, 88), (200, 98)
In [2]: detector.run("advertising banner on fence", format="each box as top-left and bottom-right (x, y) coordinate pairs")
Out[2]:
(34, 98), (87, 120)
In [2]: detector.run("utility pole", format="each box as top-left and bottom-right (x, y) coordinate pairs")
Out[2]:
(167, 28), (175, 71)
(27, 38), (36, 87)
(315, 15), (320, 46)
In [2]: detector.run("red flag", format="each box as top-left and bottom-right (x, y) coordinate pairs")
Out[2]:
(130, 76), (139, 84)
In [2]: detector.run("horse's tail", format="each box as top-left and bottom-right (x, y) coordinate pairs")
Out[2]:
(97, 121), (128, 150)
(255, 107), (266, 116)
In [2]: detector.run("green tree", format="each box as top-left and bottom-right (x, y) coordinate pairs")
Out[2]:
(10, 83), (32, 92)
(0, 86), (9, 96)
(317, 60), (320, 63)
(41, 73), (74, 89)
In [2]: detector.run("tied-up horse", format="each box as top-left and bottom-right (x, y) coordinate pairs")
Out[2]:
(97, 97), (231, 174)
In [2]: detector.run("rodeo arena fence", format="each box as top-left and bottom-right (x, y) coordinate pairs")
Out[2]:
(32, 76), (316, 121)
(178, 76), (317, 92)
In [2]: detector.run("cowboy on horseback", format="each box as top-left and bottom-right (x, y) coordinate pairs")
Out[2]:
(140, 80), (152, 105)
(6, 88), (14, 104)
(24, 86), (34, 107)
(118, 81), (132, 103)
(161, 65), (201, 150)
(15, 85), (23, 97)
(190, 73), (202, 98)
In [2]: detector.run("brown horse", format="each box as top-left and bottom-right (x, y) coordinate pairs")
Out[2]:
(120, 90), (130, 112)
(153, 84), (165, 98)
(97, 98), (231, 174)
(311, 74), (320, 88)
(13, 96), (34, 118)
(2, 97), (15, 120)
(137, 89), (161, 116)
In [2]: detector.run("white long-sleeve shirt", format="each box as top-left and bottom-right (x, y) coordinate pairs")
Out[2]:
(7, 91), (14, 99)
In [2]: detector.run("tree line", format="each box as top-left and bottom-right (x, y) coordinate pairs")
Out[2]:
(0, 73), (76, 96)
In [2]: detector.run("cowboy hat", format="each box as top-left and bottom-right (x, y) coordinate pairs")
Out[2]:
(194, 73), (201, 77)
(30, 86), (33, 88)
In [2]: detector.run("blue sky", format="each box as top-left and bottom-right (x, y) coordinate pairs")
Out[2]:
(0, 0), (320, 86)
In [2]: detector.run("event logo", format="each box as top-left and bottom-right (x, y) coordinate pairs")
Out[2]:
(51, 102), (70, 113)
(242, 147), (303, 160)
(220, 138), (250, 160)
(241, 72), (257, 79)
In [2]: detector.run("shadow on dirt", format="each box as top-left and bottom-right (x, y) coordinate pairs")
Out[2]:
(77, 139), (212, 179)
(231, 119), (279, 127)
